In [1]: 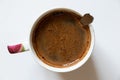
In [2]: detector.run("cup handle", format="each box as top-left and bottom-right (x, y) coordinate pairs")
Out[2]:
(7, 42), (29, 54)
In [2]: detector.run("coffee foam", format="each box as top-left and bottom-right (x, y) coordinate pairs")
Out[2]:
(32, 9), (91, 68)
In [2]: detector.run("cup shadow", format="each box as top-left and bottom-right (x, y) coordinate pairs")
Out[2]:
(57, 56), (99, 80)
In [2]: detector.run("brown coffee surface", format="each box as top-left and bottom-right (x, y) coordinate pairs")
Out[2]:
(32, 10), (91, 67)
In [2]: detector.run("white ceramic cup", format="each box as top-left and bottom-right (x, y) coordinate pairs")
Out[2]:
(8, 8), (95, 72)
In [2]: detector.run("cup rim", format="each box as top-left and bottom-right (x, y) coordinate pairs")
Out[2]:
(29, 8), (95, 72)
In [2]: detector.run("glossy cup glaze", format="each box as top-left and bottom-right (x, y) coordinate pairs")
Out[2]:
(29, 8), (95, 72)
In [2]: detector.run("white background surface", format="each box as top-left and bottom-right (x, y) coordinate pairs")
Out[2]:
(0, 0), (120, 80)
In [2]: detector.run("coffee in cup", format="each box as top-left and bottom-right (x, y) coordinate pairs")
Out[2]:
(31, 9), (93, 68)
